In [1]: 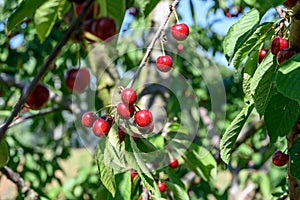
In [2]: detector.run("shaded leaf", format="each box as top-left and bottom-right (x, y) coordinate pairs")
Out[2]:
(276, 54), (300, 103)
(220, 104), (254, 164)
(290, 138), (300, 180)
(6, 0), (45, 32)
(0, 139), (9, 167)
(265, 93), (300, 142)
(165, 181), (189, 200)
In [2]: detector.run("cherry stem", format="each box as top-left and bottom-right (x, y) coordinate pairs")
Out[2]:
(96, 104), (115, 114)
(160, 39), (166, 56)
(127, 0), (180, 89)
(173, 9), (179, 23)
(0, 0), (96, 142)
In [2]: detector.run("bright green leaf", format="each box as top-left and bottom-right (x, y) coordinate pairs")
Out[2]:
(220, 104), (254, 164)
(34, 0), (66, 43)
(164, 181), (189, 200)
(6, 0), (45, 32)
(233, 22), (274, 69)
(223, 9), (260, 65)
(277, 54), (300, 103)
(290, 138), (300, 180)
(251, 53), (277, 116)
(96, 139), (117, 197)
(0, 139), (9, 168)
(265, 93), (300, 143)
(108, 173), (131, 200)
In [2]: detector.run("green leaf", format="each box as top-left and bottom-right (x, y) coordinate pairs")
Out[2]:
(164, 181), (189, 200)
(125, 136), (155, 191)
(220, 104), (254, 164)
(183, 144), (217, 181)
(144, 0), (160, 18)
(96, 139), (117, 197)
(290, 138), (300, 180)
(223, 9), (260, 65)
(232, 22), (274, 69)
(0, 139), (9, 167)
(243, 50), (259, 103)
(251, 53), (277, 116)
(98, 0), (125, 31)
(265, 93), (300, 143)
(6, 0), (45, 32)
(165, 168), (185, 189)
(276, 54), (300, 103)
(108, 173), (131, 200)
(244, 0), (285, 15)
(34, 0), (67, 43)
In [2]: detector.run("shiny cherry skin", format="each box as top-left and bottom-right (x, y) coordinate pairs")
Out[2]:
(277, 48), (296, 64)
(134, 109), (153, 127)
(117, 102), (135, 119)
(272, 150), (289, 166)
(258, 49), (268, 64)
(81, 112), (98, 127)
(169, 158), (179, 168)
(92, 119), (111, 137)
(121, 88), (137, 105)
(90, 17), (117, 41)
(26, 84), (50, 110)
(156, 55), (173, 72)
(65, 68), (90, 93)
(271, 36), (289, 55)
(158, 182), (167, 192)
(171, 23), (189, 41)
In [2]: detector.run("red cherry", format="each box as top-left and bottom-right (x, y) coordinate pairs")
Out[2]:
(271, 36), (289, 55)
(81, 112), (97, 127)
(65, 68), (90, 93)
(284, 0), (297, 7)
(121, 88), (137, 105)
(169, 158), (179, 168)
(137, 122), (154, 134)
(258, 49), (268, 64)
(117, 102), (135, 119)
(74, 2), (100, 19)
(158, 182), (167, 192)
(118, 125), (126, 143)
(100, 114), (114, 126)
(137, 198), (142, 200)
(92, 119), (110, 137)
(26, 84), (50, 110)
(277, 48), (296, 64)
(90, 17), (117, 41)
(130, 170), (138, 180)
(171, 23), (189, 41)
(156, 56), (173, 72)
(272, 150), (289, 166)
(134, 110), (152, 127)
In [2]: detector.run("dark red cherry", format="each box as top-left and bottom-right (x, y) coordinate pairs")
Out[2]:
(271, 36), (289, 55)
(90, 17), (117, 41)
(92, 119), (110, 137)
(65, 68), (90, 93)
(272, 150), (289, 166)
(277, 48), (296, 64)
(26, 84), (50, 110)
(121, 88), (137, 105)
(81, 112), (97, 127)
(118, 125), (126, 143)
(100, 114), (114, 126)
(117, 102), (135, 119)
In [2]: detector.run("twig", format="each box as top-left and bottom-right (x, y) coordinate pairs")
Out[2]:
(7, 106), (62, 128)
(127, 0), (180, 88)
(275, 6), (289, 27)
(0, 0), (95, 141)
(0, 166), (39, 200)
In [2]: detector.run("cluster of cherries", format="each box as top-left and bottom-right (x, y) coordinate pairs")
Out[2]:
(155, 23), (189, 72)
(258, 36), (297, 65)
(71, 0), (117, 42)
(81, 87), (154, 140)
(24, 67), (90, 110)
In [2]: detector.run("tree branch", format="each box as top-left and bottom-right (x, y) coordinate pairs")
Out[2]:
(127, 0), (179, 88)
(0, 166), (39, 200)
(0, 0), (95, 141)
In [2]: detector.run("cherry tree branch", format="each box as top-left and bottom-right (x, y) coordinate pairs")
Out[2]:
(0, 0), (95, 141)
(0, 166), (39, 200)
(128, 0), (179, 88)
